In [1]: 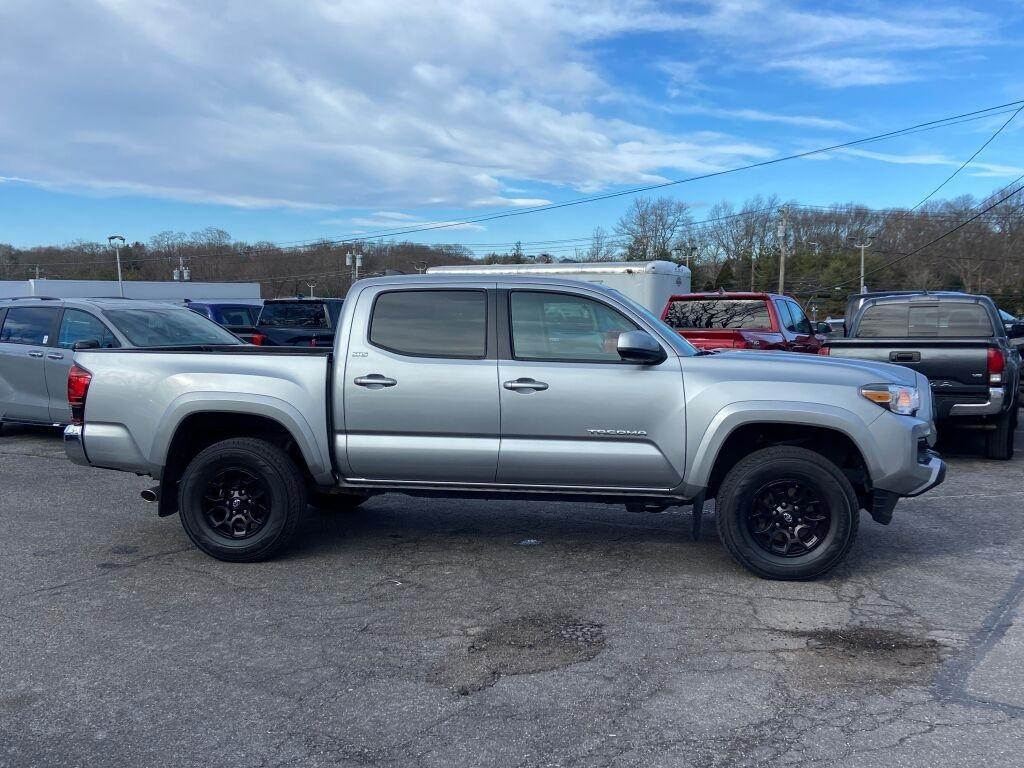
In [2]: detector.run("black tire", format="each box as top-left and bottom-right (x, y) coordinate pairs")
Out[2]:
(715, 446), (860, 580)
(310, 491), (370, 512)
(178, 437), (306, 562)
(986, 407), (1016, 461)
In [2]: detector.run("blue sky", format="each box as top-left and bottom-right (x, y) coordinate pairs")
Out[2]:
(1, 0), (1022, 255)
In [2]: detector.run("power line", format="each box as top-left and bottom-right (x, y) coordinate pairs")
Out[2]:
(828, 178), (1024, 291)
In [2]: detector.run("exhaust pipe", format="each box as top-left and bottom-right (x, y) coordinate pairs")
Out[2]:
(140, 487), (159, 503)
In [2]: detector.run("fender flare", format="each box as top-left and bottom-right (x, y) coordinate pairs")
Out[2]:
(151, 392), (332, 481)
(683, 400), (880, 495)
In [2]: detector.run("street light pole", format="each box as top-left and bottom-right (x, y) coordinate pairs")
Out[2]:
(107, 235), (126, 297)
(849, 237), (872, 294)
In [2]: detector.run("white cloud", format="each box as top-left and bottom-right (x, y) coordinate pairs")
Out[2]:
(0, 0), (1002, 219)
(838, 148), (1024, 177)
(767, 57), (916, 88)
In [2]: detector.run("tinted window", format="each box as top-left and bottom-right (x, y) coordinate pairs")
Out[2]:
(58, 310), (119, 349)
(776, 300), (795, 332)
(105, 308), (242, 347)
(0, 307), (58, 345)
(216, 307), (257, 326)
(665, 299), (771, 329)
(370, 290), (486, 358)
(259, 303), (330, 329)
(857, 302), (994, 338)
(511, 291), (637, 362)
(786, 301), (813, 334)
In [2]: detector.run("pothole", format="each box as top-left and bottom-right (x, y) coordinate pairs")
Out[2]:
(781, 627), (948, 693)
(434, 614), (605, 695)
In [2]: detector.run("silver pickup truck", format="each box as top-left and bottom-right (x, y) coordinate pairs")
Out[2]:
(64, 275), (946, 580)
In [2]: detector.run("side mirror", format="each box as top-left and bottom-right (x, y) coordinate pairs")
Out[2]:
(815, 321), (832, 335)
(617, 331), (666, 364)
(72, 339), (101, 351)
(1009, 322), (1024, 339)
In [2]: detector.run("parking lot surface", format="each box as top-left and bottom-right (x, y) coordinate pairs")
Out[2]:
(1, 422), (1023, 767)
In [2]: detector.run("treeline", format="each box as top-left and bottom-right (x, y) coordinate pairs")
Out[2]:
(2, 183), (1022, 315)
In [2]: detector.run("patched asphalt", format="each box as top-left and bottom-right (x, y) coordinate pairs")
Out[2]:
(1, 419), (1022, 767)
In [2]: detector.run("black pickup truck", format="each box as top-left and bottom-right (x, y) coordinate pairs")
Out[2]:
(823, 292), (1022, 459)
(248, 298), (345, 347)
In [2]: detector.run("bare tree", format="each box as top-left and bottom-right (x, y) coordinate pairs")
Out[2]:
(614, 196), (693, 261)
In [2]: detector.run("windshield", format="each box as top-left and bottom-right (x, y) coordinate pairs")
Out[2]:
(665, 298), (771, 329)
(104, 308), (243, 347)
(608, 290), (697, 356)
(259, 302), (331, 329)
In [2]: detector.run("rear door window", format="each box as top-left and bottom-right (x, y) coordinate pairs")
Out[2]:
(259, 303), (330, 329)
(58, 309), (119, 349)
(664, 299), (771, 329)
(0, 307), (59, 345)
(369, 290), (486, 358)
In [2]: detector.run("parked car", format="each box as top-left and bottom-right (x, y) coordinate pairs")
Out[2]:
(661, 291), (827, 353)
(65, 275), (945, 580)
(250, 298), (345, 347)
(186, 301), (262, 342)
(822, 292), (1022, 459)
(0, 297), (242, 428)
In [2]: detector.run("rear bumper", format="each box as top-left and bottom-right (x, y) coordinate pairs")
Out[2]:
(63, 424), (89, 466)
(946, 387), (1005, 417)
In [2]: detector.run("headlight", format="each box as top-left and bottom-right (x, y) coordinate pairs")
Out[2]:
(860, 384), (920, 416)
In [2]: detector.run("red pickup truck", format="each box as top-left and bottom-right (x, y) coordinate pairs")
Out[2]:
(661, 292), (827, 353)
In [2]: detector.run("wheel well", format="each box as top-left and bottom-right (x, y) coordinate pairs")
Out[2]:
(706, 423), (870, 504)
(158, 412), (313, 517)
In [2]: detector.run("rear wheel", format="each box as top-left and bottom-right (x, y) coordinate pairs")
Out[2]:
(715, 446), (859, 580)
(178, 437), (306, 562)
(986, 407), (1016, 460)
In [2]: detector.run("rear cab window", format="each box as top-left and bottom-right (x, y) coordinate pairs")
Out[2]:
(856, 302), (994, 338)
(216, 307), (258, 326)
(369, 290), (486, 358)
(664, 298), (772, 329)
(0, 306), (59, 345)
(259, 303), (330, 329)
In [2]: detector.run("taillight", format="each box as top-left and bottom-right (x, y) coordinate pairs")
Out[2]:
(732, 339), (748, 349)
(987, 348), (1004, 384)
(67, 364), (92, 425)
(251, 333), (266, 346)
(818, 347), (830, 356)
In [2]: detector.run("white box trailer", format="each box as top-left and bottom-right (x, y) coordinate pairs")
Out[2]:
(0, 279), (262, 304)
(425, 261), (690, 313)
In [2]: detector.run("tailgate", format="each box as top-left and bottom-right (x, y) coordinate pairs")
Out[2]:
(825, 339), (991, 396)
(678, 329), (748, 349)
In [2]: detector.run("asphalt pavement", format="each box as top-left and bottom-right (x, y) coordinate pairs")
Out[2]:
(1, 421), (1023, 767)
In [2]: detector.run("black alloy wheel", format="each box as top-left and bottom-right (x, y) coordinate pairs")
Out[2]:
(201, 467), (271, 539)
(747, 478), (831, 557)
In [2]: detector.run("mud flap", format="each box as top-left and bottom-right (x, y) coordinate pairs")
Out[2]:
(868, 489), (899, 525)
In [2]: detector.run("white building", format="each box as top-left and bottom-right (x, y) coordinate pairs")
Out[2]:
(0, 279), (262, 304)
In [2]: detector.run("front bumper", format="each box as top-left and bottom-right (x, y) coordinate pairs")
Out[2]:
(904, 450), (947, 497)
(63, 424), (89, 466)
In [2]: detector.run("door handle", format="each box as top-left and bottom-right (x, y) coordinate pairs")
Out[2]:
(47, 352), (64, 360)
(27, 350), (44, 358)
(503, 378), (549, 392)
(354, 374), (397, 389)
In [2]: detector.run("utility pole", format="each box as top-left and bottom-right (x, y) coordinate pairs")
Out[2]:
(849, 237), (872, 294)
(346, 251), (363, 282)
(107, 234), (126, 297)
(777, 205), (789, 294)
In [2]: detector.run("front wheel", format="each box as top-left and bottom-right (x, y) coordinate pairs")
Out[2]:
(178, 437), (307, 562)
(715, 446), (860, 580)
